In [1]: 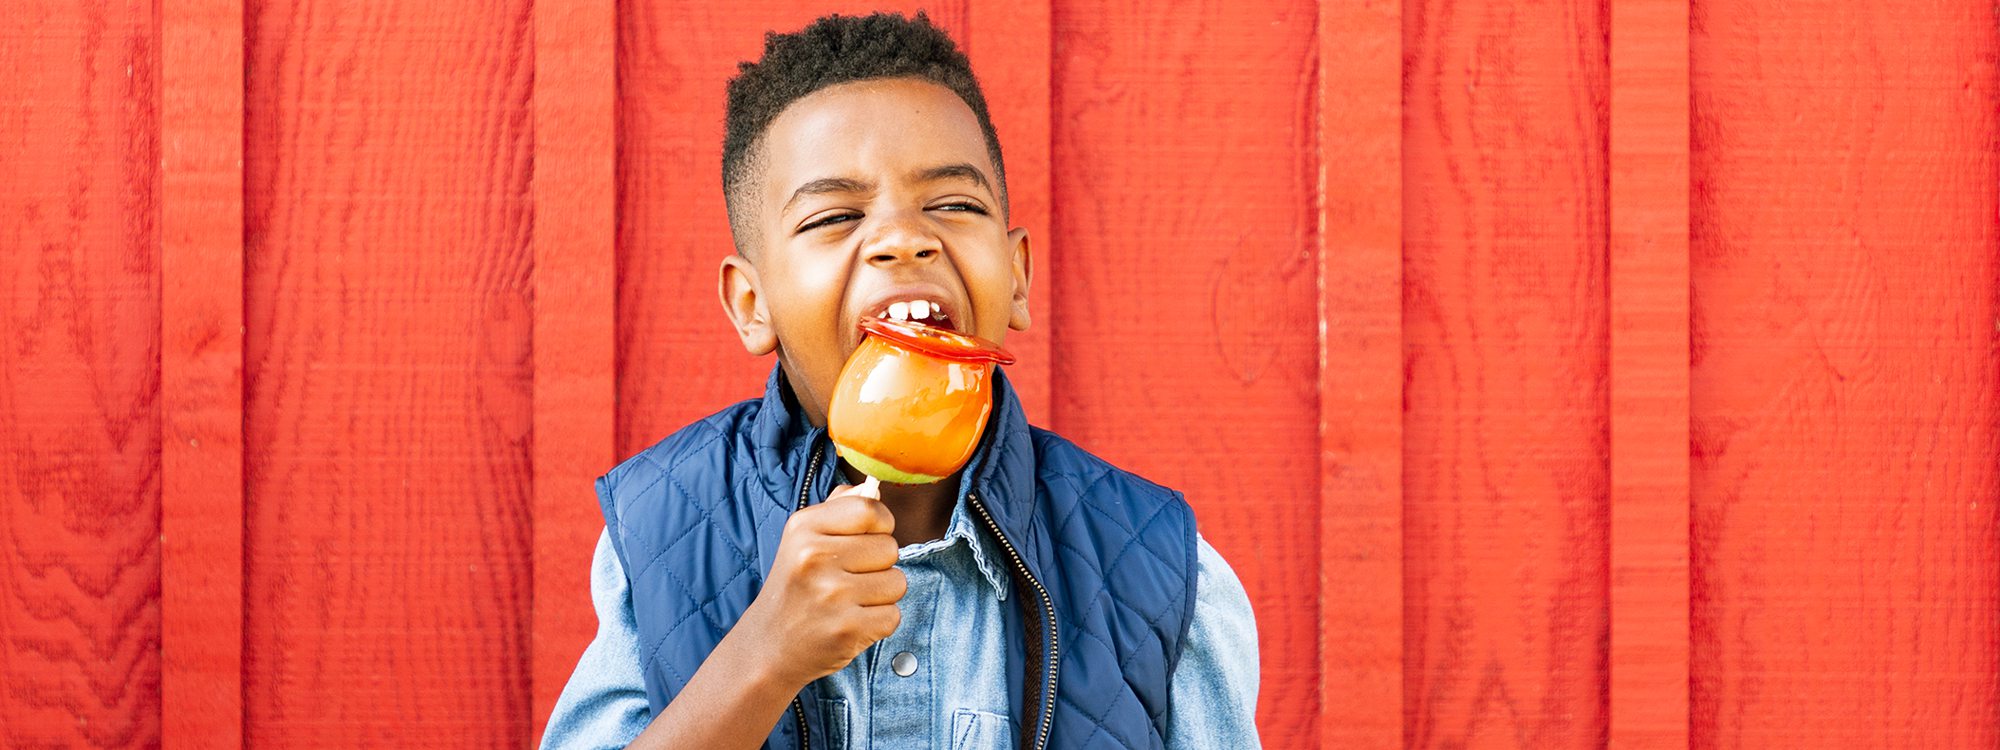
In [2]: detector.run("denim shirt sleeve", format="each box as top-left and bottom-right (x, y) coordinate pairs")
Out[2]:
(539, 528), (651, 750)
(1166, 535), (1263, 749)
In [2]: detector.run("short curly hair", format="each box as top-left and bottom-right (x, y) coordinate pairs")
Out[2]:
(722, 12), (1008, 255)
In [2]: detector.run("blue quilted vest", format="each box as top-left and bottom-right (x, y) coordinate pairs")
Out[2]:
(594, 366), (1199, 750)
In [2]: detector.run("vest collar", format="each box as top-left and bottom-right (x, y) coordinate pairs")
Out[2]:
(949, 366), (1042, 565)
(747, 366), (829, 512)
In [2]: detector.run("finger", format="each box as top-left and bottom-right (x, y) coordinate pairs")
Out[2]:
(849, 567), (908, 606)
(834, 532), (900, 573)
(814, 492), (896, 536)
(858, 602), (902, 642)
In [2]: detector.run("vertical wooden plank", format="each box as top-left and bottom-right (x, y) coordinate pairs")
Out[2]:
(1688, 0), (2000, 745)
(1049, 0), (1321, 744)
(1608, 0), (1689, 746)
(1402, 0), (1610, 746)
(531, 0), (618, 740)
(1316, 0), (1403, 745)
(617, 0), (967, 456)
(966, 0), (1052, 426)
(241, 1), (536, 744)
(160, 0), (245, 745)
(0, 1), (162, 746)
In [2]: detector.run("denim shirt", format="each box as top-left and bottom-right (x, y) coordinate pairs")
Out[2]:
(541, 491), (1262, 749)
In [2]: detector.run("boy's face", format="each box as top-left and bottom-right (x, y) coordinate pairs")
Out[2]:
(719, 77), (1032, 426)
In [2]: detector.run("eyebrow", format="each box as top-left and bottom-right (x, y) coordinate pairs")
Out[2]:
(782, 176), (874, 214)
(912, 163), (992, 194)
(780, 163), (995, 215)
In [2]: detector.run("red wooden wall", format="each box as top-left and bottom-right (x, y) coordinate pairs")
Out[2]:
(2, 0), (1996, 748)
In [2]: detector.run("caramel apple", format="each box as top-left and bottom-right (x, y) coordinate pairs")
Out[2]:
(827, 316), (1016, 484)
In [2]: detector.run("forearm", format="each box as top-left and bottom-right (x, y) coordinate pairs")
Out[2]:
(624, 630), (801, 750)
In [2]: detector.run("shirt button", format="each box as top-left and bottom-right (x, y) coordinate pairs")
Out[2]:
(891, 651), (918, 677)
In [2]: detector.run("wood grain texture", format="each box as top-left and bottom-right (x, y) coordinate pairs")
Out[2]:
(1316, 0), (1404, 746)
(1608, 0), (1690, 746)
(1403, 0), (1610, 746)
(0, 1), (162, 747)
(530, 0), (618, 739)
(241, 0), (535, 744)
(1049, 0), (1322, 743)
(617, 0), (968, 458)
(159, 0), (247, 745)
(10, 2), (2000, 747)
(1689, 0), (2000, 745)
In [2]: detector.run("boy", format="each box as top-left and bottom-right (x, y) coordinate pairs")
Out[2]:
(542, 12), (1259, 749)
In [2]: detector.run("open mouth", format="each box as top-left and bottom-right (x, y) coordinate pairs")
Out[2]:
(868, 298), (959, 333)
(850, 293), (1014, 365)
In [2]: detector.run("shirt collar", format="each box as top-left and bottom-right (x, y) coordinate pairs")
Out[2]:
(896, 490), (1013, 601)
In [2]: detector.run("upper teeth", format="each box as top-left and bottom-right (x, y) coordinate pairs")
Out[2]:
(885, 300), (936, 322)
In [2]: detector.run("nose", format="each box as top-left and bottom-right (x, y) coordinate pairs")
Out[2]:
(859, 209), (943, 266)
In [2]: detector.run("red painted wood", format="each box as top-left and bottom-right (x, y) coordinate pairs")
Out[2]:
(1049, 0), (1322, 744)
(1403, 0), (1610, 746)
(1608, 0), (1690, 746)
(530, 0), (619, 740)
(965, 0), (1053, 427)
(241, 1), (535, 744)
(1689, 0), (2000, 745)
(160, 0), (246, 745)
(1315, 0), (1404, 746)
(10, 2), (2000, 747)
(0, 1), (162, 746)
(617, 0), (968, 459)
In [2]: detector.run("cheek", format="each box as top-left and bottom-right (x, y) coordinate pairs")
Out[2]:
(961, 256), (1019, 337)
(765, 256), (849, 318)
(759, 275), (851, 362)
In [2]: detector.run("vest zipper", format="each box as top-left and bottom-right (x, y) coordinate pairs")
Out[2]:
(968, 490), (1059, 750)
(789, 443), (827, 750)
(788, 446), (1056, 749)
(790, 696), (810, 750)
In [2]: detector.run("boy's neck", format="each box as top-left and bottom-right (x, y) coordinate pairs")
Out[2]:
(838, 461), (955, 547)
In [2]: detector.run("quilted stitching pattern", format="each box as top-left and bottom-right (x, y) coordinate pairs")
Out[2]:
(597, 377), (1195, 750)
(1032, 430), (1195, 748)
(602, 404), (775, 708)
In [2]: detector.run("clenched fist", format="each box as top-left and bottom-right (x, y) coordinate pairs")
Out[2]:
(735, 476), (907, 689)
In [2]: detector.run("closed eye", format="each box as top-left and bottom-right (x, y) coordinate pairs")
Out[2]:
(931, 202), (989, 215)
(798, 212), (859, 233)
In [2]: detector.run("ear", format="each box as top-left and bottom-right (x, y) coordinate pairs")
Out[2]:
(1006, 226), (1033, 332)
(718, 254), (778, 356)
